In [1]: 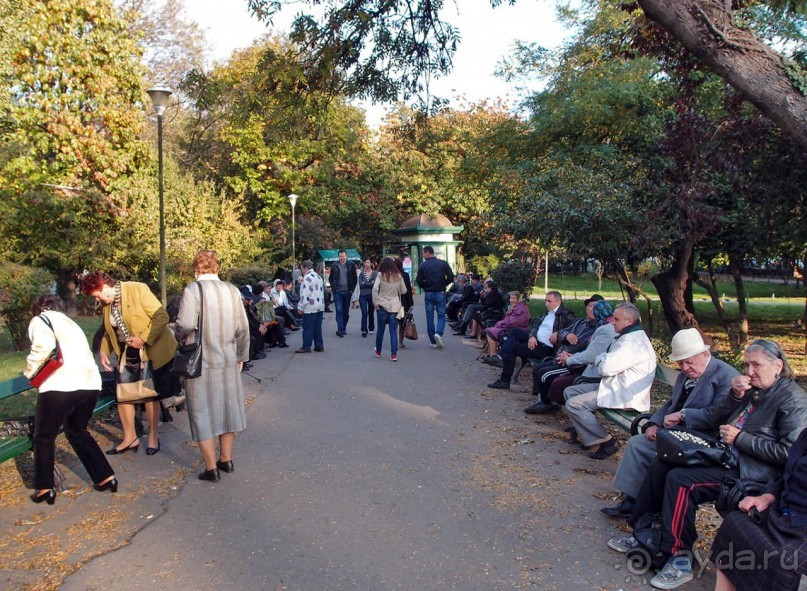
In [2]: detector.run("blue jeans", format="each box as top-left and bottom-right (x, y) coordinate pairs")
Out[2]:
(359, 292), (375, 333)
(333, 290), (352, 333)
(375, 308), (398, 356)
(424, 291), (446, 344)
(301, 311), (323, 350)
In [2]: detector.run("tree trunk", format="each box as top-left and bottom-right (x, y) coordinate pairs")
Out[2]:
(637, 0), (807, 150)
(685, 254), (695, 314)
(693, 259), (738, 349)
(729, 254), (749, 346)
(651, 236), (700, 333)
(612, 263), (655, 335)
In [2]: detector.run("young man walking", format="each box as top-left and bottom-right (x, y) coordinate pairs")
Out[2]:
(415, 246), (453, 348)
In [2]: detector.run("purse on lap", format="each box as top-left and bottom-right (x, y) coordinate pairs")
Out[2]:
(171, 281), (204, 379)
(655, 426), (738, 470)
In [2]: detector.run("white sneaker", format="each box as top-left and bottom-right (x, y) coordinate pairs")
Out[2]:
(430, 343), (439, 348)
(434, 334), (444, 348)
(650, 557), (693, 589)
(607, 535), (639, 553)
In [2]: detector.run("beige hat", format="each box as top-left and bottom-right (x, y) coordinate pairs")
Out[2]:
(669, 328), (711, 361)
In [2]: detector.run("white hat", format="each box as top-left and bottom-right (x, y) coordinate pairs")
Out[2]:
(669, 328), (711, 362)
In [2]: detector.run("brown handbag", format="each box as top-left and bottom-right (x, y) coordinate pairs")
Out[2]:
(403, 310), (418, 340)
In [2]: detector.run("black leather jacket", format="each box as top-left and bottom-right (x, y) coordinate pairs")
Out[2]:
(528, 304), (576, 340)
(711, 377), (807, 484)
(329, 261), (357, 292)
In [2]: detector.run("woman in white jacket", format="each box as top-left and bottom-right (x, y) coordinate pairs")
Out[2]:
(24, 295), (116, 504)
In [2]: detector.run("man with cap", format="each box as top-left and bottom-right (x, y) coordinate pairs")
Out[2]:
(524, 295), (610, 414)
(600, 328), (739, 516)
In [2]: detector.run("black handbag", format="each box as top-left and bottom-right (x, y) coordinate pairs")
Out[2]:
(171, 281), (203, 379)
(715, 476), (766, 517)
(656, 426), (738, 470)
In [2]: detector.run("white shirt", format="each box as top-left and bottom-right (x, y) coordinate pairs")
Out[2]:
(536, 308), (556, 347)
(24, 311), (101, 392)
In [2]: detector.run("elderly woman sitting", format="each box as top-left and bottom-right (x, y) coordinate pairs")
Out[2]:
(480, 291), (530, 362)
(710, 423), (807, 591)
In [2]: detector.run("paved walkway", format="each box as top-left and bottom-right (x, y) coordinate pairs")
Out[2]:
(1, 297), (717, 590)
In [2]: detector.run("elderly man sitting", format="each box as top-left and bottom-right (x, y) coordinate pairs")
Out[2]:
(562, 302), (656, 459)
(600, 328), (739, 517)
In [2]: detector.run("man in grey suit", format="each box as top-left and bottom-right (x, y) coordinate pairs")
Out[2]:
(601, 328), (739, 517)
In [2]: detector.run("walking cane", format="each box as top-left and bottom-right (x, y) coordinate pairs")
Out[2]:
(241, 370), (261, 383)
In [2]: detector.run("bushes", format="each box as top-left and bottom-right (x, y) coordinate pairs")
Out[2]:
(223, 266), (270, 289)
(490, 259), (537, 299)
(0, 264), (55, 351)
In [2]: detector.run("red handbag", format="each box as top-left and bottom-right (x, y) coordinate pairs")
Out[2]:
(29, 316), (64, 388)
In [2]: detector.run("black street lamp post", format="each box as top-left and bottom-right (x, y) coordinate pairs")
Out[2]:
(146, 87), (172, 306)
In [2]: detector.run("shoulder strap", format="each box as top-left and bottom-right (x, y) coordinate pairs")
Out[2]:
(38, 314), (60, 346)
(194, 281), (204, 345)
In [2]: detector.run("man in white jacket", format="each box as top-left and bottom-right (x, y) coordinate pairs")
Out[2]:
(562, 302), (657, 459)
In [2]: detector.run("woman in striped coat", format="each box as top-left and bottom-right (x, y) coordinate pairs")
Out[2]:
(175, 250), (250, 482)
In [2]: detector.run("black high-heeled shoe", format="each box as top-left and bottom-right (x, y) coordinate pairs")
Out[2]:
(93, 477), (118, 493)
(30, 489), (55, 505)
(106, 439), (139, 455)
(146, 439), (160, 455)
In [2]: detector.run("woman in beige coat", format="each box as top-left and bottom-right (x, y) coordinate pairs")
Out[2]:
(371, 257), (406, 361)
(175, 250), (250, 482)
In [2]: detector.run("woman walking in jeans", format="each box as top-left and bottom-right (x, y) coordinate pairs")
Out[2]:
(371, 257), (406, 361)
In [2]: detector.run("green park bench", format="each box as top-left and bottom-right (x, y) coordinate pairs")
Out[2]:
(521, 354), (680, 436)
(0, 373), (117, 464)
(598, 364), (679, 436)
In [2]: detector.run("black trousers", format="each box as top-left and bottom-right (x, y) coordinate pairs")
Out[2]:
(531, 361), (570, 399)
(33, 389), (114, 490)
(499, 328), (553, 383)
(630, 458), (737, 555)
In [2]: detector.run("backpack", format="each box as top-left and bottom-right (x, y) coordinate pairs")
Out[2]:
(627, 513), (668, 571)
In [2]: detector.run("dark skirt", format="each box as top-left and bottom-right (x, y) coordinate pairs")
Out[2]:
(710, 504), (807, 591)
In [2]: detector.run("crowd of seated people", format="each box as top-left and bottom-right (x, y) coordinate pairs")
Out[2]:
(460, 286), (807, 589)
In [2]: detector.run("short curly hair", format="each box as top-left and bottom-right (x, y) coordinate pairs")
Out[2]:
(193, 250), (220, 275)
(81, 271), (116, 295)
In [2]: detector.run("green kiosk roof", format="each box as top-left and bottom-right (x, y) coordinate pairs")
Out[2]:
(316, 249), (362, 262)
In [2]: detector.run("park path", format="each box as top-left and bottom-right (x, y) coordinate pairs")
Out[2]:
(57, 297), (715, 591)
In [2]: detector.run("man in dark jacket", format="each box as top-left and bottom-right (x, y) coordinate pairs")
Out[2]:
(415, 246), (453, 348)
(488, 290), (575, 390)
(329, 249), (357, 337)
(446, 275), (476, 322)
